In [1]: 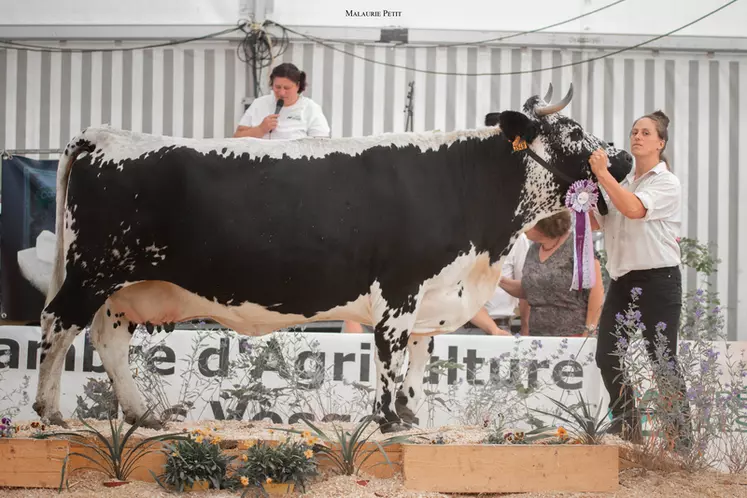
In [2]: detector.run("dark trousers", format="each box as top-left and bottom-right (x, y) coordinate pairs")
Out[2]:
(595, 266), (689, 437)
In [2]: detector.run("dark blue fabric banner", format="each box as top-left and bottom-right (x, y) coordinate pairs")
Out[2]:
(1, 155), (57, 322)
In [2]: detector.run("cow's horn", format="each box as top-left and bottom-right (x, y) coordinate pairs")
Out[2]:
(536, 83), (573, 116)
(543, 83), (553, 103)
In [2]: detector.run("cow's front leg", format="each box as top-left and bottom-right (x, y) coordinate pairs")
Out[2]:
(396, 335), (434, 426)
(90, 305), (163, 430)
(33, 312), (82, 427)
(373, 316), (412, 434)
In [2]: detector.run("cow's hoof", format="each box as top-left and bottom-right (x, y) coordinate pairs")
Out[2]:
(395, 395), (420, 426)
(379, 421), (409, 434)
(125, 413), (164, 430)
(43, 411), (68, 428)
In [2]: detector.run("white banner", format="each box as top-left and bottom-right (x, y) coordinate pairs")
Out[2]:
(0, 326), (745, 432)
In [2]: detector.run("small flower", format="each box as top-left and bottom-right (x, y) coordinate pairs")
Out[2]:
(556, 427), (568, 438)
(301, 431), (312, 439)
(266, 477), (273, 484)
(655, 321), (667, 332)
(30, 421), (40, 429)
(306, 437), (318, 446)
(240, 476), (249, 487)
(0, 417), (10, 425)
(631, 287), (642, 298)
(211, 436), (222, 445)
(304, 449), (314, 459)
(241, 454), (249, 462)
(171, 451), (179, 457)
(195, 435), (204, 443)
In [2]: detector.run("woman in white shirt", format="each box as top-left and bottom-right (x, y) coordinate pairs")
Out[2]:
(233, 62), (330, 139)
(589, 110), (689, 447)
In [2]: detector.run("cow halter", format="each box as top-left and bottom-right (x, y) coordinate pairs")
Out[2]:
(510, 136), (577, 185)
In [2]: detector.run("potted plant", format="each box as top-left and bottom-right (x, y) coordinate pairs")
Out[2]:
(36, 409), (186, 490)
(234, 438), (318, 496)
(154, 428), (234, 492)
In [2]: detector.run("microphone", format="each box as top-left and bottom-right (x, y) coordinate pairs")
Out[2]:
(269, 99), (284, 137)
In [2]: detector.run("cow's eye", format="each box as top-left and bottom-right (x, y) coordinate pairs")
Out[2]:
(570, 129), (583, 142)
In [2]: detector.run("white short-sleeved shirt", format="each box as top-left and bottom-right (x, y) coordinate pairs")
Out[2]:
(594, 161), (682, 280)
(485, 233), (532, 318)
(238, 94), (330, 140)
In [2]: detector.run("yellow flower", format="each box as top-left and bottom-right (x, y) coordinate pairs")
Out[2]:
(301, 431), (312, 439)
(171, 451), (179, 457)
(268, 429), (274, 434)
(195, 435), (204, 443)
(211, 436), (222, 445)
(304, 449), (314, 459)
(240, 476), (249, 487)
(241, 454), (249, 462)
(265, 477), (273, 484)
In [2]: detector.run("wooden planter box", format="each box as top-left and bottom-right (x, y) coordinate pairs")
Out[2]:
(0, 436), (402, 488)
(402, 444), (619, 493)
(0, 438), (69, 488)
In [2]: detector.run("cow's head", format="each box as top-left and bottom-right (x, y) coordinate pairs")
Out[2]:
(486, 84), (632, 215)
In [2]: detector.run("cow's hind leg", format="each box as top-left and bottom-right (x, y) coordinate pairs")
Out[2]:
(373, 311), (415, 434)
(90, 305), (163, 429)
(396, 336), (434, 426)
(33, 312), (82, 427)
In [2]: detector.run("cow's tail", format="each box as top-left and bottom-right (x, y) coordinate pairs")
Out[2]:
(47, 135), (95, 306)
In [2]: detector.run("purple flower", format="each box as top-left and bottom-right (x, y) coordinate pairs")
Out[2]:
(615, 313), (624, 323)
(631, 287), (643, 298)
(0, 418), (10, 425)
(655, 322), (667, 332)
(617, 337), (628, 348)
(696, 288), (704, 297)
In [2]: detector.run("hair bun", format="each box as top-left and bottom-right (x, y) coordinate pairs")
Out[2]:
(651, 110), (670, 128)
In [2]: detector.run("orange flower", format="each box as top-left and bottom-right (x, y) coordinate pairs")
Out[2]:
(301, 430), (312, 439)
(211, 436), (222, 445)
(241, 454), (249, 462)
(556, 427), (568, 439)
(265, 477), (273, 484)
(304, 449), (314, 459)
(240, 476), (249, 487)
(195, 435), (204, 444)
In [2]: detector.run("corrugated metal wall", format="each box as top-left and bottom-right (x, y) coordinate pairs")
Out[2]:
(1, 40), (746, 339)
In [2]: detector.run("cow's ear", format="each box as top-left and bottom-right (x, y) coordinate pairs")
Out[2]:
(484, 112), (501, 127)
(498, 111), (539, 143)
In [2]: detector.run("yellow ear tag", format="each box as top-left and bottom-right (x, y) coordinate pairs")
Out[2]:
(512, 136), (528, 151)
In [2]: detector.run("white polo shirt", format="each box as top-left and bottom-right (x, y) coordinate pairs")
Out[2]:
(485, 233), (531, 318)
(238, 94), (330, 140)
(594, 162), (682, 280)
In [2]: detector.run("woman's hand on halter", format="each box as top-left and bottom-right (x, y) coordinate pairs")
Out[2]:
(589, 148), (609, 178)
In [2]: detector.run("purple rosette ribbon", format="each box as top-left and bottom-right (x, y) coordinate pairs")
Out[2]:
(565, 179), (599, 290)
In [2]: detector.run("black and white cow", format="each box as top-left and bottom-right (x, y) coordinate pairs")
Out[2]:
(33, 85), (632, 431)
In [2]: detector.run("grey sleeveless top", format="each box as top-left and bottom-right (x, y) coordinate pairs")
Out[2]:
(522, 236), (590, 337)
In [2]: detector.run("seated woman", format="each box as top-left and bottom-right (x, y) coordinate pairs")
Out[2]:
(499, 210), (604, 337)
